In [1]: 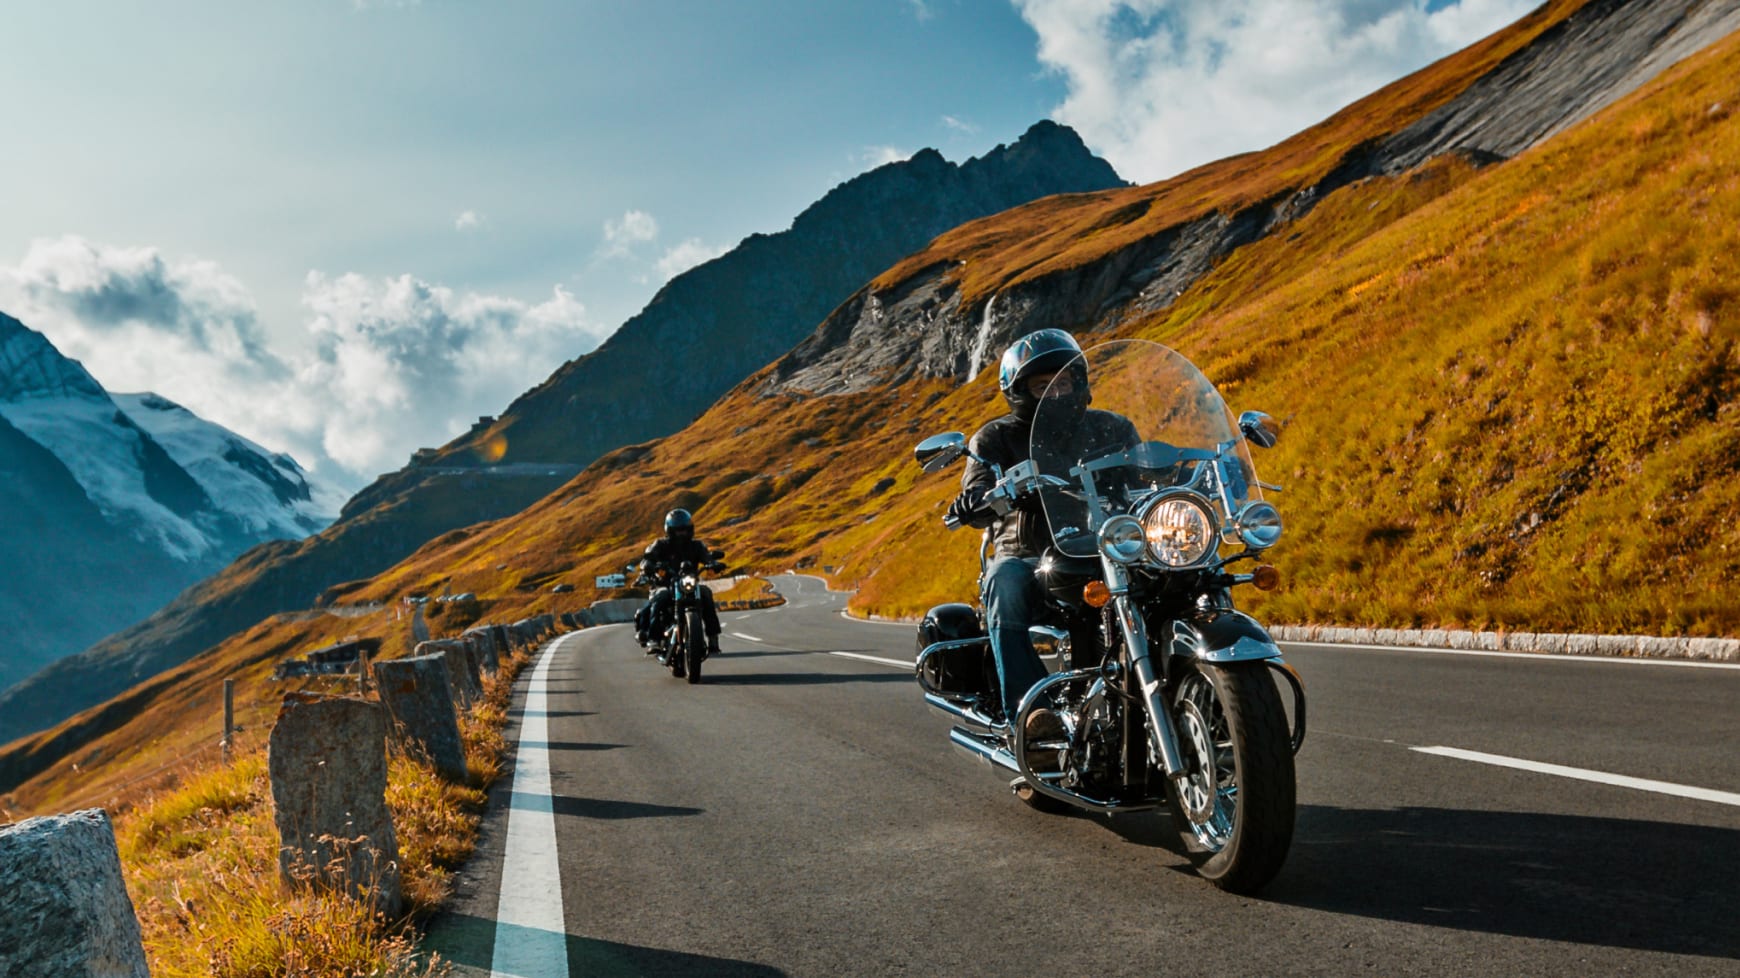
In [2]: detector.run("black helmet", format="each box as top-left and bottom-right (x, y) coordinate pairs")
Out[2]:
(998, 328), (1088, 422)
(663, 508), (693, 541)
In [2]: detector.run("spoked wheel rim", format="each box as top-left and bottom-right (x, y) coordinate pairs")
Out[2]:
(1175, 672), (1237, 851)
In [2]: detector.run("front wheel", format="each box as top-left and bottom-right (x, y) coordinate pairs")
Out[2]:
(684, 609), (705, 684)
(1164, 660), (1295, 894)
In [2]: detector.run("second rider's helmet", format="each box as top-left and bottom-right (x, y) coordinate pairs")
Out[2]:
(664, 508), (694, 542)
(998, 328), (1089, 422)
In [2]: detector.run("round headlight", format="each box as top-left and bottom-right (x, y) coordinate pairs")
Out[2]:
(1098, 515), (1147, 563)
(1234, 501), (1283, 549)
(1141, 495), (1216, 567)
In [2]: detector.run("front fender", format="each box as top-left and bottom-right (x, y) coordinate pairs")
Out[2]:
(1168, 610), (1282, 663)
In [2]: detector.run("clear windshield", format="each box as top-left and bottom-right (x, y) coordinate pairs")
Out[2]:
(1029, 339), (1261, 558)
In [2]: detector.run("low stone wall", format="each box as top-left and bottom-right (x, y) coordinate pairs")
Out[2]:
(1269, 625), (1740, 662)
(0, 809), (150, 978)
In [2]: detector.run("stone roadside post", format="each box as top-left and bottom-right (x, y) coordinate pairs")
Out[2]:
(268, 693), (402, 917)
(371, 654), (469, 783)
(0, 808), (151, 978)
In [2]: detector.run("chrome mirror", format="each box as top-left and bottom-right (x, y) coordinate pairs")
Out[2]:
(914, 432), (968, 472)
(1238, 411), (1281, 449)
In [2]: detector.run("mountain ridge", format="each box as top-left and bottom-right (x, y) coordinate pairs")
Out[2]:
(0, 123), (1126, 746)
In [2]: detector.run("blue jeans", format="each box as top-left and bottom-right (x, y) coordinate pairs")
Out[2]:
(982, 556), (1048, 719)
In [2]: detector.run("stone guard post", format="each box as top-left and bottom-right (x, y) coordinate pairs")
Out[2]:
(268, 693), (402, 917)
(0, 809), (150, 978)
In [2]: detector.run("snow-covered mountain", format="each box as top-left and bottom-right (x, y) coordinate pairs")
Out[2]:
(0, 310), (338, 695)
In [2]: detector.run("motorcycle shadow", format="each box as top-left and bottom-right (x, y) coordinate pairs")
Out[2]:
(1116, 803), (1740, 958)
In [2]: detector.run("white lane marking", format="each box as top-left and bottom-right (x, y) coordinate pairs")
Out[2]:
(839, 610), (918, 628)
(1413, 746), (1740, 807)
(731, 632), (763, 643)
(1282, 640), (1740, 671)
(829, 650), (912, 669)
(491, 636), (571, 978)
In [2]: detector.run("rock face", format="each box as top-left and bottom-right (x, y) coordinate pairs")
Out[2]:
(0, 808), (150, 978)
(267, 694), (401, 916)
(767, 0), (1740, 397)
(372, 654), (468, 783)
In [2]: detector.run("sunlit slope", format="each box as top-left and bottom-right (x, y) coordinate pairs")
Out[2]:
(9, 2), (1740, 813)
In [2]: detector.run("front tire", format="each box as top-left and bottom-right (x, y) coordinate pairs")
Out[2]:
(1165, 660), (1295, 894)
(685, 609), (705, 684)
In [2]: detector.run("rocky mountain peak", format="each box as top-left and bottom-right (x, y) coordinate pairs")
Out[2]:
(0, 311), (107, 404)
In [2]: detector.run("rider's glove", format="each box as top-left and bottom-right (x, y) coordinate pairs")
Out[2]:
(946, 487), (987, 525)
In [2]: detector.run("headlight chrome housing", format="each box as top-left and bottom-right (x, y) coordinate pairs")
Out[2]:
(1232, 500), (1283, 550)
(1140, 492), (1217, 568)
(1098, 515), (1148, 564)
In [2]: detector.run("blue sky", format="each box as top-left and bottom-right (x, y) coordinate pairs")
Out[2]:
(0, 0), (1534, 493)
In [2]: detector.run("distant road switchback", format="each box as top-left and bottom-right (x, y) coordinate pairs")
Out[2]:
(424, 575), (1740, 977)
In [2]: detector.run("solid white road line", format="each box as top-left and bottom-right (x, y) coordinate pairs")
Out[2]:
(1282, 640), (1740, 670)
(491, 637), (571, 978)
(1413, 746), (1740, 807)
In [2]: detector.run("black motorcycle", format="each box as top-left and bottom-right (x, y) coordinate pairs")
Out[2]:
(636, 551), (725, 684)
(913, 338), (1305, 894)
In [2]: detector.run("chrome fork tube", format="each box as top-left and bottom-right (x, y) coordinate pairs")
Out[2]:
(1106, 562), (1189, 782)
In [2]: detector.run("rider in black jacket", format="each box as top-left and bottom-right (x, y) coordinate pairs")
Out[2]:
(634, 509), (723, 655)
(946, 329), (1138, 767)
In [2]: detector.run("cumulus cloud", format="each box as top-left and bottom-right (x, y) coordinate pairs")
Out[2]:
(454, 209), (485, 231)
(656, 239), (729, 282)
(1010, 0), (1539, 183)
(601, 209), (660, 256)
(0, 236), (606, 488)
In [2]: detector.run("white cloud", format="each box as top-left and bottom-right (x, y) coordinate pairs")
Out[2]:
(943, 115), (980, 134)
(601, 209), (660, 256)
(455, 210), (485, 231)
(908, 0), (936, 21)
(1010, 0), (1539, 183)
(859, 145), (911, 168)
(1, 236), (606, 489)
(655, 239), (728, 281)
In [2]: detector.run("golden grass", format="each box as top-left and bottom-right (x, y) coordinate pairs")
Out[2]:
(106, 646), (533, 977)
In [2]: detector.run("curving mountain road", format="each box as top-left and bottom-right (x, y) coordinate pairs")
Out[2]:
(424, 575), (1740, 977)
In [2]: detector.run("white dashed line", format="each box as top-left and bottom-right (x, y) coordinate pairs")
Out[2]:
(1282, 641), (1740, 670)
(828, 650), (912, 669)
(1413, 746), (1740, 807)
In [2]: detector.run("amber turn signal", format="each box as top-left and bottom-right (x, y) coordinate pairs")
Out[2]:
(1082, 581), (1112, 608)
(1251, 565), (1281, 591)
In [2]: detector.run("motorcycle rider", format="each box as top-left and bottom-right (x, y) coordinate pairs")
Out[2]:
(634, 508), (724, 657)
(945, 329), (1139, 768)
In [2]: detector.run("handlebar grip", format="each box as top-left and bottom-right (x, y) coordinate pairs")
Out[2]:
(943, 513), (962, 530)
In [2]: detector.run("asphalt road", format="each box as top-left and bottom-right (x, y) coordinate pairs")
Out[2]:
(424, 575), (1740, 977)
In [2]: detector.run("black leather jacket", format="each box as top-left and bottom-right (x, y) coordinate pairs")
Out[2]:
(642, 536), (715, 576)
(956, 409), (1140, 559)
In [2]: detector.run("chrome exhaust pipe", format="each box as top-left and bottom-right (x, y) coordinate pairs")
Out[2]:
(948, 725), (1019, 774)
(924, 692), (1002, 729)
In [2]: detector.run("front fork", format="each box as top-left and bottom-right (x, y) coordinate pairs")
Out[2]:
(1105, 563), (1190, 785)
